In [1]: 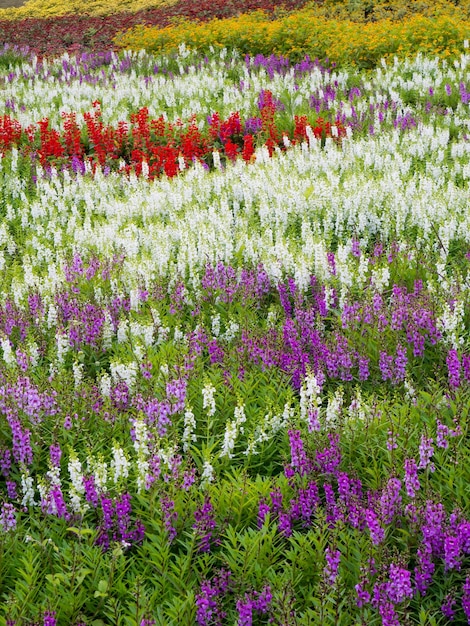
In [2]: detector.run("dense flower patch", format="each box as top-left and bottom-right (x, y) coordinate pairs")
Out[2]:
(2, 28), (470, 626)
(0, 0), (176, 20)
(0, 97), (345, 177)
(116, 8), (470, 67)
(2, 0), (470, 61)
(0, 0), (311, 56)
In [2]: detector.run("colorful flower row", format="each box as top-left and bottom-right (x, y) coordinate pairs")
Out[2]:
(115, 9), (470, 68)
(1, 250), (470, 623)
(2, 0), (470, 62)
(0, 0), (310, 56)
(0, 97), (345, 176)
(1, 45), (470, 625)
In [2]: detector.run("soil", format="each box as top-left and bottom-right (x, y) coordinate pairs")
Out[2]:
(0, 0), (26, 8)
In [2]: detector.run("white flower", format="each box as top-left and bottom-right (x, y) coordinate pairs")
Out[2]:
(202, 382), (216, 417)
(117, 319), (129, 343)
(21, 472), (36, 507)
(325, 388), (344, 428)
(183, 406), (197, 452)
(224, 319), (239, 342)
(56, 331), (70, 365)
(73, 361), (84, 388)
(220, 403), (247, 459)
(200, 460), (215, 488)
(1, 338), (15, 366)
(102, 311), (114, 349)
(68, 456), (87, 513)
(211, 314), (221, 338)
(87, 457), (108, 491)
(110, 361), (138, 391)
(110, 445), (130, 484)
(99, 373), (112, 398)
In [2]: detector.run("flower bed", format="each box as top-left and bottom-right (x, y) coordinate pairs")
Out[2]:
(116, 9), (470, 67)
(2, 22), (470, 626)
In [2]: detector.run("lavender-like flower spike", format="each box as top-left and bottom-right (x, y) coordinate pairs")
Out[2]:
(403, 458), (420, 498)
(193, 496), (217, 553)
(323, 547), (341, 586)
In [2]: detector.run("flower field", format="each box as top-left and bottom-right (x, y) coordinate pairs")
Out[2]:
(2, 0), (470, 624)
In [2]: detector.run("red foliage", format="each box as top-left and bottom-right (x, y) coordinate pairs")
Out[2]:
(0, 0), (314, 57)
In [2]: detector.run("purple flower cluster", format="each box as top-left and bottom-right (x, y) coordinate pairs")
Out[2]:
(403, 458), (420, 498)
(43, 611), (57, 626)
(0, 502), (16, 532)
(96, 493), (145, 550)
(236, 585), (272, 625)
(193, 496), (217, 553)
(323, 547), (341, 586)
(195, 569), (231, 626)
(287, 429), (312, 476)
(161, 496), (178, 542)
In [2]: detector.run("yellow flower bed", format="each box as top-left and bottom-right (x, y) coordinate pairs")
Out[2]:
(0, 0), (176, 20)
(303, 0), (470, 23)
(115, 8), (470, 67)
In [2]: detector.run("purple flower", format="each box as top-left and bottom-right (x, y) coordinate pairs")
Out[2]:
(43, 611), (57, 626)
(244, 116), (263, 135)
(253, 585), (272, 612)
(236, 585), (272, 625)
(414, 545), (435, 595)
(323, 547), (341, 585)
(288, 429), (312, 476)
(418, 435), (434, 471)
(83, 475), (99, 508)
(161, 496), (177, 543)
(355, 581), (371, 608)
(380, 477), (402, 525)
(270, 488), (283, 514)
(324, 483), (343, 527)
(6, 480), (16, 499)
(379, 351), (394, 382)
(0, 448), (11, 477)
(278, 511), (292, 537)
(193, 497), (217, 553)
(9, 420), (33, 466)
(447, 349), (461, 387)
(257, 500), (270, 528)
(0, 502), (16, 532)
(421, 501), (446, 555)
(358, 355), (370, 381)
(50, 484), (68, 520)
(351, 239), (361, 257)
(462, 577), (470, 621)
(315, 433), (341, 474)
(394, 344), (407, 382)
(386, 563), (413, 604)
(49, 443), (62, 468)
(386, 431), (398, 451)
(195, 570), (231, 626)
(196, 581), (220, 626)
(365, 508), (385, 545)
(404, 458), (420, 498)
(236, 598), (253, 626)
(444, 534), (461, 571)
(441, 595), (456, 620)
(436, 420), (449, 449)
